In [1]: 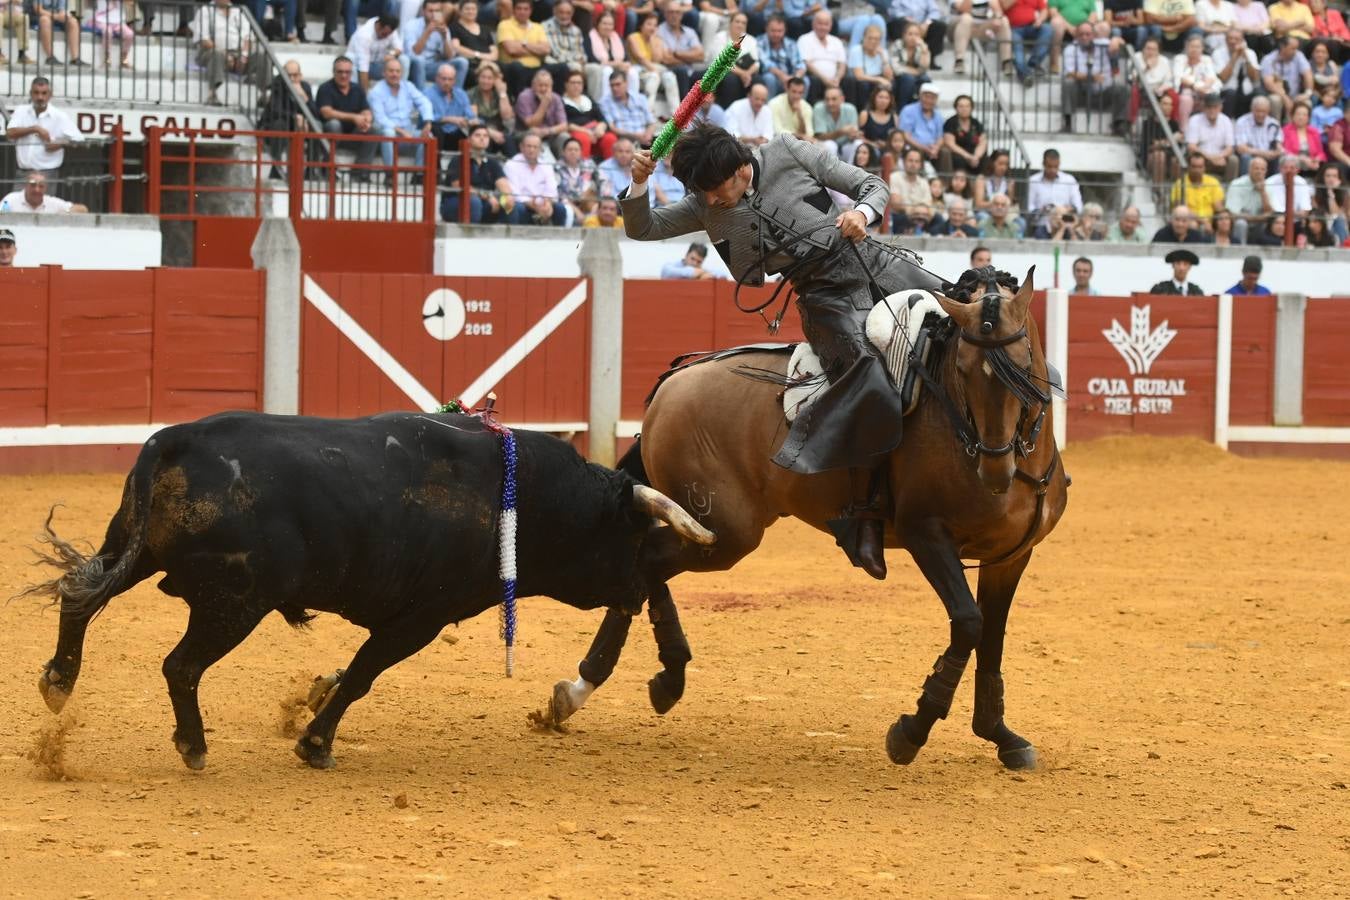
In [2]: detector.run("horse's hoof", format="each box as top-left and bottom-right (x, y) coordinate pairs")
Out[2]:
(648, 674), (681, 716)
(998, 743), (1038, 771)
(38, 668), (69, 713)
(885, 716), (924, 765)
(294, 735), (334, 769)
(181, 752), (207, 771)
(550, 680), (580, 725)
(306, 669), (344, 714)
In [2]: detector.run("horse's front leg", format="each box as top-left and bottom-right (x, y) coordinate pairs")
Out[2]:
(885, 526), (983, 765)
(971, 552), (1038, 770)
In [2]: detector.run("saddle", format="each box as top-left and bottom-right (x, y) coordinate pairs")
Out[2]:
(784, 289), (947, 423)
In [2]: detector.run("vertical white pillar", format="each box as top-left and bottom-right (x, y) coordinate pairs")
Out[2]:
(578, 228), (624, 467)
(1214, 293), (1233, 450)
(1044, 287), (1070, 449)
(250, 217), (302, 415)
(1273, 293), (1306, 426)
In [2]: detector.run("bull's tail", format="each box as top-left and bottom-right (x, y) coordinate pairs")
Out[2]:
(17, 458), (153, 622)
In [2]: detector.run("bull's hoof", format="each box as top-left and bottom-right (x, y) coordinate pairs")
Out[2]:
(885, 716), (925, 766)
(306, 669), (344, 714)
(294, 735), (335, 770)
(647, 672), (682, 716)
(38, 668), (70, 713)
(998, 742), (1038, 771)
(549, 680), (580, 726)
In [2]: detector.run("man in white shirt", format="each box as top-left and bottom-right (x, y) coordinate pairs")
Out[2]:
(347, 13), (403, 89)
(797, 10), (847, 102)
(192, 0), (266, 105)
(1025, 147), (1082, 229)
(0, 172), (87, 213)
(1264, 154), (1312, 215)
(1211, 28), (1260, 120)
(1185, 92), (1238, 181)
(726, 83), (775, 145)
(1224, 155), (1272, 244)
(1234, 95), (1284, 175)
(3, 77), (83, 180)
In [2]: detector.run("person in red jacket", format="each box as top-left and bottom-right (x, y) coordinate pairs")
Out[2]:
(1005, 0), (1053, 86)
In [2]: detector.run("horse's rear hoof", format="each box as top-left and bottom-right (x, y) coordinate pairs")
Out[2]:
(294, 736), (334, 770)
(181, 752), (207, 771)
(885, 716), (924, 765)
(648, 672), (682, 716)
(38, 668), (69, 713)
(998, 743), (1038, 771)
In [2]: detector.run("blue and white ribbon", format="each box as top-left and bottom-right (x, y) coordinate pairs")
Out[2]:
(497, 428), (518, 677)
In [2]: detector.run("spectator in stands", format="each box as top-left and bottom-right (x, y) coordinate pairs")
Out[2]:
(895, 201), (937, 235)
(0, 226), (16, 268)
(1026, 148), (1083, 232)
(951, 0), (1013, 75)
(1145, 0), (1199, 55)
(1149, 248), (1205, 294)
(1269, 0), (1313, 44)
(1235, 94), (1283, 174)
(1226, 154), (1272, 241)
(940, 94), (986, 175)
(0, 0), (29, 65)
(1176, 34), (1222, 123)
(555, 134), (599, 217)
(814, 86), (860, 159)
(4, 78), (83, 182)
(1312, 84), (1344, 133)
(369, 57), (434, 179)
(597, 136), (635, 196)
(980, 193), (1024, 238)
(1266, 153), (1313, 217)
(587, 12), (639, 104)
(498, 0), (550, 95)
(1306, 38), (1339, 92)
(1137, 36), (1174, 103)
(0, 172), (88, 213)
(191, 0), (267, 105)
(1075, 201), (1107, 239)
(1048, 0), (1104, 76)
(1310, 0), (1350, 60)
(599, 69), (658, 145)
(584, 196), (624, 227)
(1213, 27), (1261, 120)
(889, 21), (932, 106)
(346, 12), (403, 90)
(504, 132), (567, 224)
(1261, 36), (1313, 121)
(1070, 255), (1098, 294)
(402, 1), (456, 91)
(692, 91), (729, 129)
(927, 175), (949, 220)
(1251, 212), (1288, 244)
(425, 61), (475, 151)
(317, 56), (379, 181)
(1302, 210), (1336, 243)
(886, 0), (947, 64)
(90, 0), (135, 69)
(798, 10), (849, 103)
(561, 70), (615, 159)
(648, 157), (687, 206)
(851, 139), (877, 172)
(468, 62), (518, 156)
(1194, 0), (1235, 55)
(1143, 91), (1185, 182)
(655, 3), (704, 97)
(516, 68), (569, 154)
(705, 12), (759, 108)
(899, 83), (943, 162)
(847, 24), (893, 110)
(1062, 21), (1130, 136)
(726, 83), (775, 145)
(974, 148), (1014, 214)
(1315, 164), (1348, 241)
(1030, 203), (1072, 239)
(1227, 254), (1271, 294)
(628, 12), (681, 113)
(944, 168), (975, 208)
(759, 15), (808, 100)
(768, 77), (817, 141)
(1187, 91), (1239, 180)
(935, 199), (981, 237)
(545, 1), (587, 90)
(1284, 101), (1327, 176)
(451, 1), (499, 82)
(1210, 207), (1237, 243)
(260, 60), (322, 181)
(441, 123), (515, 223)
(1232, 0), (1271, 58)
(1006, 0), (1053, 86)
(1152, 202), (1212, 242)
(889, 146), (930, 220)
(35, 0), (85, 68)
(1106, 204), (1147, 241)
(662, 242), (713, 279)
(859, 85), (900, 153)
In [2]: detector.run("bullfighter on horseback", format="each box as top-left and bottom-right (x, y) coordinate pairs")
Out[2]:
(620, 124), (944, 580)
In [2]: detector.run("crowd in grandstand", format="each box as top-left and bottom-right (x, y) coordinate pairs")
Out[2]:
(3, 0), (1350, 245)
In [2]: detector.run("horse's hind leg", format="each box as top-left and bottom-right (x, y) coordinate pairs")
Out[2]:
(971, 553), (1037, 770)
(885, 529), (982, 766)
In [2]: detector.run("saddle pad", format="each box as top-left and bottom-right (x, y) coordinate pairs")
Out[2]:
(783, 288), (947, 424)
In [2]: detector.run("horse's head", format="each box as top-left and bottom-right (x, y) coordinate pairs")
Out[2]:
(936, 266), (1048, 495)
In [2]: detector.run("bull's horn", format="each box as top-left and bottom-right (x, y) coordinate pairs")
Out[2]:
(632, 485), (716, 545)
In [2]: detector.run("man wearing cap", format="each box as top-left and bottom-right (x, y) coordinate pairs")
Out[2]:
(0, 172), (88, 213)
(1185, 92), (1238, 182)
(899, 83), (943, 161)
(1227, 256), (1271, 295)
(3, 77), (84, 182)
(1150, 248), (1205, 295)
(0, 229), (16, 267)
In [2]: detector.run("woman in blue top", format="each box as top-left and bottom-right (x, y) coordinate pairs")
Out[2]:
(847, 24), (893, 109)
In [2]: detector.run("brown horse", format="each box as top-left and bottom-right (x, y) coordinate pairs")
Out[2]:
(546, 266), (1069, 769)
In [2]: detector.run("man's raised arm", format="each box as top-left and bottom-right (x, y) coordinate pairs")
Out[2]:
(620, 149), (704, 240)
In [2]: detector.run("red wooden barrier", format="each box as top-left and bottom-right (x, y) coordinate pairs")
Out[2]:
(1303, 298), (1350, 426)
(1230, 294), (1276, 426)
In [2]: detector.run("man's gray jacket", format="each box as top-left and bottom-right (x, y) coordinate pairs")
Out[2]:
(618, 134), (891, 287)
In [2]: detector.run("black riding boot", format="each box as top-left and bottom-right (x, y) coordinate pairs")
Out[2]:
(826, 464), (889, 580)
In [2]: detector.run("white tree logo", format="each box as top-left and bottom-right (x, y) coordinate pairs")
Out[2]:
(1102, 305), (1176, 375)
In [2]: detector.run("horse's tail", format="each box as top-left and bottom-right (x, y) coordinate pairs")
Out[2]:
(617, 437), (650, 485)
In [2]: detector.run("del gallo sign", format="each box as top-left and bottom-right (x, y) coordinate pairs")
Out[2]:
(72, 109), (241, 142)
(1087, 304), (1187, 415)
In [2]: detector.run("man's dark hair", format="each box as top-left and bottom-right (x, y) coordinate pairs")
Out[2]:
(563, 136), (581, 150)
(333, 55), (355, 72)
(688, 242), (708, 257)
(766, 13), (787, 27)
(377, 13), (400, 30)
(1073, 256), (1093, 271)
(468, 122), (490, 136)
(670, 123), (754, 192)
(1188, 150), (1206, 164)
(787, 76), (805, 89)
(903, 146), (923, 163)
(1042, 148), (1060, 163)
(30, 76), (51, 89)
(970, 246), (991, 264)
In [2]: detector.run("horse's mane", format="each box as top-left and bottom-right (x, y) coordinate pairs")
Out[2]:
(945, 267), (1020, 303)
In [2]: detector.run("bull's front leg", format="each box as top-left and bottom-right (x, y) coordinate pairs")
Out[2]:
(547, 608), (633, 726)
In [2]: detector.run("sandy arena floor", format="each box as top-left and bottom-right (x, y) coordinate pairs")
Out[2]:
(0, 436), (1347, 898)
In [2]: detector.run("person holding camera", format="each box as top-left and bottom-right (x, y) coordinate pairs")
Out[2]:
(1025, 147), (1082, 234)
(1034, 203), (1076, 239)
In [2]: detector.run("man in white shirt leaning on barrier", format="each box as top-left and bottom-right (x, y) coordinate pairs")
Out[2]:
(4, 77), (84, 183)
(0, 172), (88, 213)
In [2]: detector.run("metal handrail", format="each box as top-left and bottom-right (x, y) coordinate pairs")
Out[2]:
(241, 7), (323, 135)
(1122, 47), (1188, 210)
(968, 42), (1032, 174)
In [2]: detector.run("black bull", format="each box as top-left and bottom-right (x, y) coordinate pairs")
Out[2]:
(23, 411), (713, 770)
